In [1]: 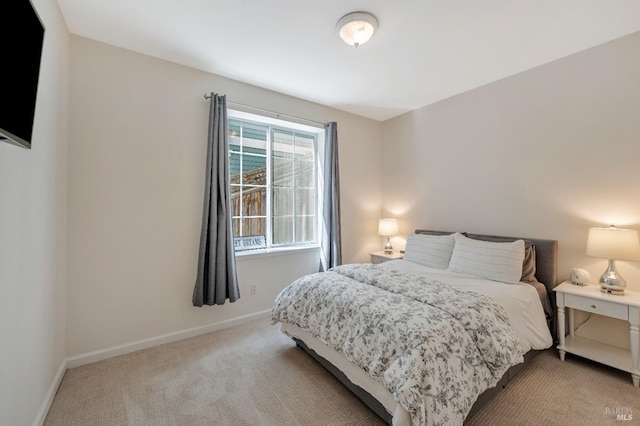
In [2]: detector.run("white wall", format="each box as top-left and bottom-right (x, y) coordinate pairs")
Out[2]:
(0, 0), (69, 425)
(381, 31), (640, 291)
(67, 36), (382, 358)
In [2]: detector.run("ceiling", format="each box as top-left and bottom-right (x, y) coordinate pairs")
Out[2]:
(56, 0), (640, 121)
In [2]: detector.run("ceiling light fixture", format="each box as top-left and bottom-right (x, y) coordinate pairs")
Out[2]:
(336, 11), (378, 48)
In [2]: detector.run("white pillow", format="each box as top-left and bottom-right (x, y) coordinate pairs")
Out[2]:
(403, 233), (456, 270)
(448, 233), (525, 284)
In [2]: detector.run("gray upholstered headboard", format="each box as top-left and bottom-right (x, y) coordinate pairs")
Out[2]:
(414, 230), (559, 292)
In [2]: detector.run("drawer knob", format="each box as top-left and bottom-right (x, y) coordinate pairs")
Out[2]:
(591, 304), (596, 309)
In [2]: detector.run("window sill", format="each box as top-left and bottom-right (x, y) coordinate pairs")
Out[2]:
(235, 245), (320, 261)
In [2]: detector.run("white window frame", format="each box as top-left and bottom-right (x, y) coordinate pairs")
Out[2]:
(228, 109), (324, 256)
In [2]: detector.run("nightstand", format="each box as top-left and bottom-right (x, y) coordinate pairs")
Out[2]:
(369, 251), (404, 264)
(554, 281), (640, 387)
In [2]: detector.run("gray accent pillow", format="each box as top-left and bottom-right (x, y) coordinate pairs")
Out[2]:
(521, 243), (537, 283)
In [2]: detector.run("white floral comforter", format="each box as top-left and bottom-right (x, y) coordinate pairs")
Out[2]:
(271, 263), (527, 426)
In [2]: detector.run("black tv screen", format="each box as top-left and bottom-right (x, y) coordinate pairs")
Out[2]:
(0, 0), (45, 149)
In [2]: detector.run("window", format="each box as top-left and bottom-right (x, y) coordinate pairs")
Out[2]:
(228, 110), (323, 253)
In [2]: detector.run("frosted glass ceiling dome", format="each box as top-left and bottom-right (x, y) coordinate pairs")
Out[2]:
(336, 12), (378, 48)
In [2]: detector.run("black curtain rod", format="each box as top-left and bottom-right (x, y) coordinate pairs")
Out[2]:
(203, 93), (325, 126)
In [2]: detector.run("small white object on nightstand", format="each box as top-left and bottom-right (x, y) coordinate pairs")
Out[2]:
(569, 268), (591, 286)
(554, 280), (640, 387)
(370, 251), (403, 264)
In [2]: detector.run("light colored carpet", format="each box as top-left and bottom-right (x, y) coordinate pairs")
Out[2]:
(45, 318), (639, 426)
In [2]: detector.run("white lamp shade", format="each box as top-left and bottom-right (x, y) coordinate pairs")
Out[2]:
(586, 226), (640, 261)
(336, 12), (378, 47)
(378, 218), (398, 236)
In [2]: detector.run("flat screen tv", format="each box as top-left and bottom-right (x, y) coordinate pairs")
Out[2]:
(0, 0), (45, 149)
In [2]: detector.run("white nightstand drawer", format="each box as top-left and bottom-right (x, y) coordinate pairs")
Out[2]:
(564, 294), (628, 321)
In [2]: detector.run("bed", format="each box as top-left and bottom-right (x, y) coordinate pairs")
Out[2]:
(271, 230), (558, 426)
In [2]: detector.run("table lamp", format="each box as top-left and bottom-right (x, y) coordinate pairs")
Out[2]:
(378, 218), (398, 254)
(586, 225), (640, 295)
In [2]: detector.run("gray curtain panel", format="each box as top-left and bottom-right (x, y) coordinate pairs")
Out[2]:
(319, 121), (342, 272)
(193, 93), (240, 306)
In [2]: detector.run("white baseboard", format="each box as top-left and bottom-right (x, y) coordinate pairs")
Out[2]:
(66, 309), (272, 369)
(32, 359), (67, 426)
